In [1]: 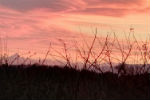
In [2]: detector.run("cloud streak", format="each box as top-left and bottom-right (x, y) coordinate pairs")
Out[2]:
(0, 0), (149, 16)
(0, 0), (149, 58)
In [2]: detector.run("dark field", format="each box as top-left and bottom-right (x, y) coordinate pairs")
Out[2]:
(0, 64), (149, 99)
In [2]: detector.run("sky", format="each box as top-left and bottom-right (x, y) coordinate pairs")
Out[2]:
(0, 0), (150, 64)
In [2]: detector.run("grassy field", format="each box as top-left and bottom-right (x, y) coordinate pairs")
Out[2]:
(0, 64), (149, 99)
(0, 32), (150, 99)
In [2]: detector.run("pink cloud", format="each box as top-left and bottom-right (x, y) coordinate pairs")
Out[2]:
(72, 7), (149, 17)
(0, 0), (149, 16)
(0, 7), (89, 54)
(0, 0), (149, 60)
(84, 0), (143, 6)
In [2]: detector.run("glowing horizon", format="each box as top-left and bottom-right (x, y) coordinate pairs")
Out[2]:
(0, 0), (149, 65)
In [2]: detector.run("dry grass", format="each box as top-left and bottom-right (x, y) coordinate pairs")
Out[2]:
(0, 64), (149, 99)
(0, 28), (150, 99)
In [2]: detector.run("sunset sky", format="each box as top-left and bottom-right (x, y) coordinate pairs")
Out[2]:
(0, 0), (149, 64)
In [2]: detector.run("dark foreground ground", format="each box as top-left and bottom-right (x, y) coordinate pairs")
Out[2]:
(0, 64), (149, 99)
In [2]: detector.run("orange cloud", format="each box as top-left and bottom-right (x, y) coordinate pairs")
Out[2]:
(0, 0), (149, 61)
